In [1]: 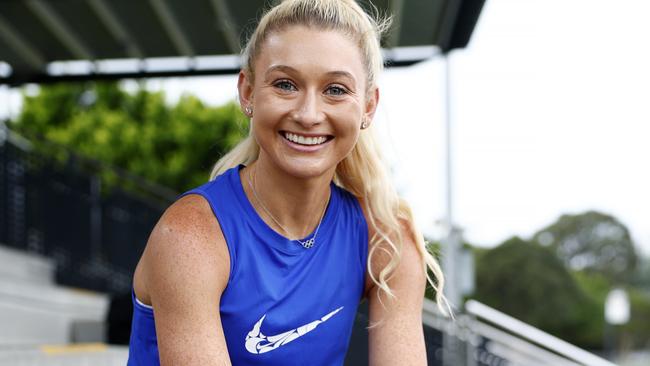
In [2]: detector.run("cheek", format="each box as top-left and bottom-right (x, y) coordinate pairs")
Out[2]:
(330, 105), (362, 131)
(343, 116), (363, 139)
(336, 116), (362, 149)
(252, 103), (283, 130)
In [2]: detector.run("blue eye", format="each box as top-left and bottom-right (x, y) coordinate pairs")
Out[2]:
(275, 80), (296, 92)
(326, 85), (348, 96)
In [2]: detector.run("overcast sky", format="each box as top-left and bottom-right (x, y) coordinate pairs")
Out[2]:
(389, 0), (650, 255)
(2, 0), (648, 255)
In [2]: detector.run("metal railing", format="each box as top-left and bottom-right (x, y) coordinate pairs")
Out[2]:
(0, 124), (173, 295)
(422, 298), (617, 366)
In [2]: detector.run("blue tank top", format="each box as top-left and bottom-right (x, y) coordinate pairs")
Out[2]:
(128, 165), (368, 365)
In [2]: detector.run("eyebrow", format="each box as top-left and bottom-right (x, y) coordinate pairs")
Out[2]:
(264, 65), (356, 84)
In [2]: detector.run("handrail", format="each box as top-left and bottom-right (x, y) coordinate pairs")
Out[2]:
(465, 300), (616, 366)
(1, 126), (178, 203)
(471, 320), (581, 366)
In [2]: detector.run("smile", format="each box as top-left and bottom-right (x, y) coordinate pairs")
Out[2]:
(282, 131), (332, 146)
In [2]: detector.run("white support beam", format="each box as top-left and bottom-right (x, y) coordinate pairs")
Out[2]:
(148, 0), (194, 56)
(209, 0), (241, 54)
(0, 14), (46, 70)
(87, 0), (144, 59)
(25, 0), (94, 60)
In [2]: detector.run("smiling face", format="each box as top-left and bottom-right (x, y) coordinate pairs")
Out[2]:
(238, 25), (379, 180)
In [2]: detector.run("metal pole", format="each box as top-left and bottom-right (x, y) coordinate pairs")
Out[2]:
(442, 53), (459, 308)
(441, 53), (463, 366)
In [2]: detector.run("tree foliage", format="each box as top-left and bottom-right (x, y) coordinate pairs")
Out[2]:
(621, 287), (650, 349)
(532, 211), (638, 283)
(11, 81), (247, 193)
(573, 271), (650, 350)
(473, 236), (594, 346)
(471, 212), (648, 350)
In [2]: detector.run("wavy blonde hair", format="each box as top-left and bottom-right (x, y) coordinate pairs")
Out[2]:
(211, 0), (447, 315)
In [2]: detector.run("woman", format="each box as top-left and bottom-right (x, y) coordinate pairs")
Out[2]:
(128, 0), (447, 365)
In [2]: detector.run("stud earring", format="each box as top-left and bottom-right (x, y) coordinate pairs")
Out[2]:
(361, 119), (369, 129)
(245, 106), (253, 116)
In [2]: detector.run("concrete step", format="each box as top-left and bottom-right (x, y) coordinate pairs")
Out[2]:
(0, 344), (128, 366)
(0, 277), (108, 345)
(0, 245), (55, 285)
(0, 243), (56, 284)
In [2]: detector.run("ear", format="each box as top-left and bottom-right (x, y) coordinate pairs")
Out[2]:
(238, 70), (254, 114)
(363, 87), (380, 128)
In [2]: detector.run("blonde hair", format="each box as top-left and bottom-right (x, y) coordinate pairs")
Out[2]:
(211, 0), (447, 315)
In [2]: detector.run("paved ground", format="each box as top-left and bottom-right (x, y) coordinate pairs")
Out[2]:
(0, 343), (128, 366)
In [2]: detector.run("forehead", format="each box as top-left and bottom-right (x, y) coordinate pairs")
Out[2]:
(254, 26), (366, 82)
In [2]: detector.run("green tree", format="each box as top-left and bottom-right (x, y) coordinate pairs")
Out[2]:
(621, 287), (650, 349)
(11, 82), (247, 193)
(532, 211), (638, 283)
(629, 255), (650, 291)
(473, 236), (593, 346)
(573, 271), (650, 350)
(570, 271), (609, 349)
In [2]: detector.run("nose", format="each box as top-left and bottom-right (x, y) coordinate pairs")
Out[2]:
(291, 89), (325, 127)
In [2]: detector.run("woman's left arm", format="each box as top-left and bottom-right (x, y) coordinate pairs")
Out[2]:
(367, 222), (428, 366)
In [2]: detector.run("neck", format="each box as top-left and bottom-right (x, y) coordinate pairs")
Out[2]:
(242, 157), (333, 239)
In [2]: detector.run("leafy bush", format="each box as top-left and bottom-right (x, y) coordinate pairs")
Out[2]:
(12, 82), (247, 193)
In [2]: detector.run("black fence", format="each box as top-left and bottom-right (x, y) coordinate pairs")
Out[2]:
(0, 127), (173, 295)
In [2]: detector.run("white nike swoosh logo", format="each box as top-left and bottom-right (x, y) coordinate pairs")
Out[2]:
(244, 306), (344, 354)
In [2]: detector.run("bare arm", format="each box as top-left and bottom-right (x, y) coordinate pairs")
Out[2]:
(367, 222), (428, 366)
(136, 195), (232, 366)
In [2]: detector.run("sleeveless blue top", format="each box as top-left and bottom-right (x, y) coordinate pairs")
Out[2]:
(128, 165), (368, 365)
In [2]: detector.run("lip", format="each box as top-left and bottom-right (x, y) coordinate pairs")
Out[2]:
(279, 131), (333, 152)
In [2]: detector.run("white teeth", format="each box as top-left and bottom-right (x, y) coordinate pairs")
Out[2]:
(284, 132), (327, 145)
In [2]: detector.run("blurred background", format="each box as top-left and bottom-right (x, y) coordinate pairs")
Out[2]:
(0, 0), (648, 365)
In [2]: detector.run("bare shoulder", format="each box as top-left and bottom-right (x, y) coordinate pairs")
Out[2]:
(133, 194), (233, 364)
(133, 193), (230, 306)
(358, 198), (428, 365)
(357, 197), (426, 300)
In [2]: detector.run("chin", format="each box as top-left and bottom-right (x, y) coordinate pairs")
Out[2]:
(279, 157), (337, 180)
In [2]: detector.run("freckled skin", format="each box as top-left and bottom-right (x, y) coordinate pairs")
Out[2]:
(133, 195), (232, 365)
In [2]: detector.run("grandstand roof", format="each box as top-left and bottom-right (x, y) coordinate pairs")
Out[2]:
(0, 0), (484, 85)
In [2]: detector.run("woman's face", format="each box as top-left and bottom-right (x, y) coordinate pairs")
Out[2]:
(239, 25), (378, 179)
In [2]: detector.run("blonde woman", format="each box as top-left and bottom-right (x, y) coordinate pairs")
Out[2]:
(128, 0), (446, 365)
